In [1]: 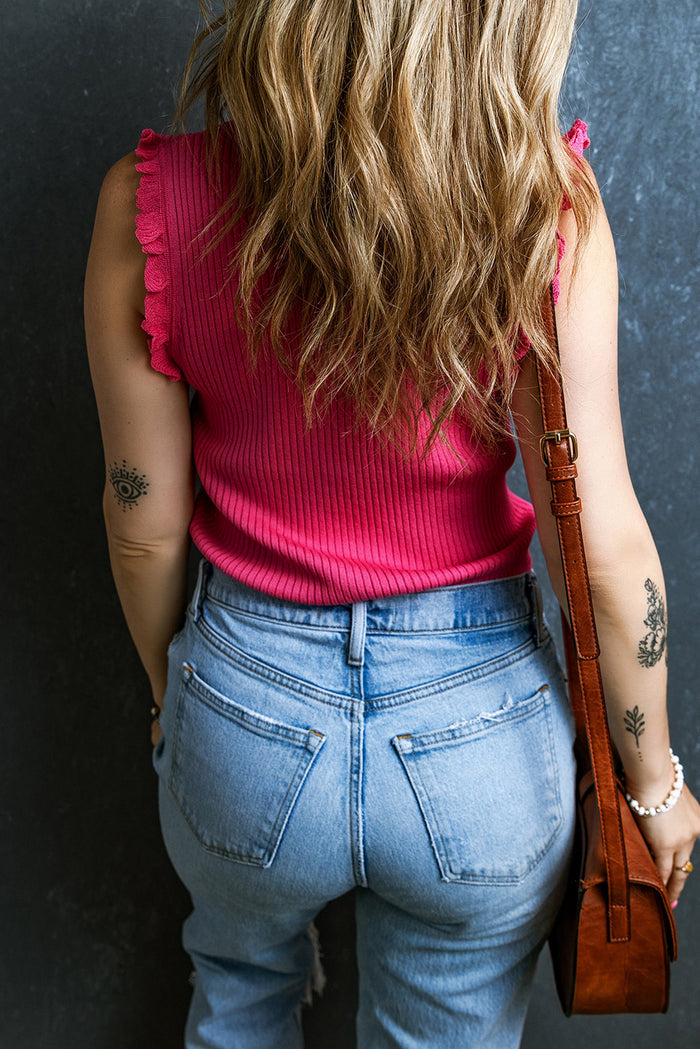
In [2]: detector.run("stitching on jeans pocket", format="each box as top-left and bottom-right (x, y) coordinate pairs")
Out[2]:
(167, 665), (325, 866)
(391, 685), (563, 884)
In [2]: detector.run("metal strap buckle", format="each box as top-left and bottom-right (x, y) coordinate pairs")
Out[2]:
(539, 429), (578, 466)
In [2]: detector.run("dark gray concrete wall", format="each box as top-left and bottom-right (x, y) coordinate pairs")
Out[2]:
(0, 2), (697, 1045)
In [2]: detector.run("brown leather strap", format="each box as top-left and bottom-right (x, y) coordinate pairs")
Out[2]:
(534, 284), (631, 942)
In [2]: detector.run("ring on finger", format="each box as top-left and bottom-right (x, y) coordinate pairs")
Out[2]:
(675, 860), (693, 874)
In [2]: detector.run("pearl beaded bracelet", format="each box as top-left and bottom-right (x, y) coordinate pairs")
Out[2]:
(625, 748), (684, 817)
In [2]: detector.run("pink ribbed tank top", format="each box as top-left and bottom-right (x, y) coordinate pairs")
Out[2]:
(135, 121), (590, 605)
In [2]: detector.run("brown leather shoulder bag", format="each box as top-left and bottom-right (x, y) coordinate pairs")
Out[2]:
(534, 285), (678, 1014)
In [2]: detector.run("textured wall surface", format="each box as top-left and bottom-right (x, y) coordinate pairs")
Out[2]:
(0, 2), (697, 1046)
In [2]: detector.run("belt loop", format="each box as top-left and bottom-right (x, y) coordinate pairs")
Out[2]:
(190, 558), (209, 623)
(528, 573), (545, 647)
(348, 602), (367, 666)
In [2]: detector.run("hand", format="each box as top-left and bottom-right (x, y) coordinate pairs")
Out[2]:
(150, 684), (165, 747)
(151, 709), (163, 747)
(634, 785), (700, 905)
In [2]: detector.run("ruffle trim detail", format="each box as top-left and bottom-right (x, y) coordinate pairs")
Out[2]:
(134, 129), (183, 381)
(564, 118), (591, 160)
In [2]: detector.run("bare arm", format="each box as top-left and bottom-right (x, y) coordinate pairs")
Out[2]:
(512, 179), (700, 903)
(84, 153), (194, 741)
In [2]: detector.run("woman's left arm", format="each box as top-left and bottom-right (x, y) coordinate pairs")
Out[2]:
(84, 153), (194, 740)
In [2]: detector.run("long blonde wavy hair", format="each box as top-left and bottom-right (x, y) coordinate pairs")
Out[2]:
(177, 0), (598, 459)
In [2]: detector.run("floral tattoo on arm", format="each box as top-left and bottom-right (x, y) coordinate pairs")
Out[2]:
(108, 460), (150, 511)
(637, 578), (668, 669)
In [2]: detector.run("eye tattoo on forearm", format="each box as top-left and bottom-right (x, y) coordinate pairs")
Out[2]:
(108, 460), (150, 511)
(637, 578), (668, 669)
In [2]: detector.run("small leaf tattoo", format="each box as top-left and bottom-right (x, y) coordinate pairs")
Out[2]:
(624, 705), (646, 748)
(108, 460), (149, 511)
(637, 578), (668, 668)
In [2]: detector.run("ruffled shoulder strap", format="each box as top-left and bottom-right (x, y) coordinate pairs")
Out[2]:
(563, 118), (591, 159)
(134, 129), (183, 381)
(553, 119), (591, 305)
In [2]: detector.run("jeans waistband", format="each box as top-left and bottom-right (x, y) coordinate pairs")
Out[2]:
(191, 560), (544, 635)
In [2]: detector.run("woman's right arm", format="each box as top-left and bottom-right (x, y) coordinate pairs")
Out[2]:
(512, 175), (700, 904)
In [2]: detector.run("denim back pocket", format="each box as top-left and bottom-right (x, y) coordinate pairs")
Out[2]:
(167, 664), (325, 867)
(392, 685), (563, 884)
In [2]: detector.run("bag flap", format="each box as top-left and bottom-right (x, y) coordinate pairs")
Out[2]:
(578, 771), (678, 959)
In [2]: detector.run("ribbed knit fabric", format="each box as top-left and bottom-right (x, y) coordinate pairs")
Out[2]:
(134, 121), (589, 605)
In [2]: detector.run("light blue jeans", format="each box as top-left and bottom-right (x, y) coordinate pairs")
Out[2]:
(153, 559), (577, 1048)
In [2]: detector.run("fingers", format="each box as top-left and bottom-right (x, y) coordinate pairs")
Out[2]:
(654, 852), (675, 895)
(150, 716), (163, 747)
(651, 843), (693, 905)
(665, 853), (694, 905)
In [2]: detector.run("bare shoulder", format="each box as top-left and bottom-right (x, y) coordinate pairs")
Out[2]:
(98, 151), (141, 220)
(86, 151), (145, 315)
